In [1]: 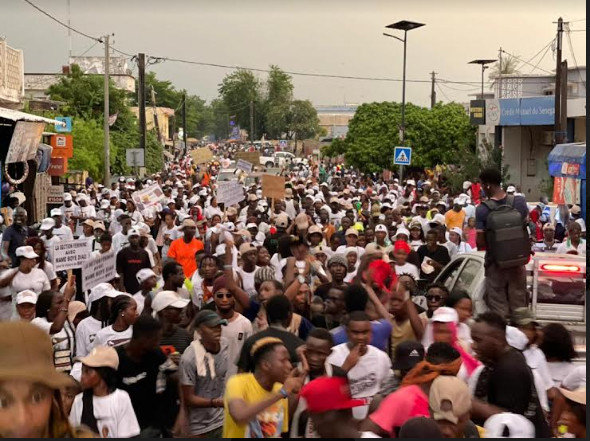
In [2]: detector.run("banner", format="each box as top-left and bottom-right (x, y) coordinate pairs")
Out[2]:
(190, 147), (213, 164)
(217, 180), (245, 207)
(6, 121), (45, 164)
(131, 183), (166, 211)
(236, 159), (253, 174)
(234, 151), (260, 166)
(553, 177), (581, 205)
(53, 240), (91, 272)
(47, 185), (64, 204)
(262, 174), (285, 199)
(82, 251), (117, 292)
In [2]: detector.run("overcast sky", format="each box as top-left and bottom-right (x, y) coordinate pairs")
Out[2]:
(3, 0), (586, 107)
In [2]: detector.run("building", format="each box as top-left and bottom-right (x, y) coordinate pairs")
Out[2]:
(315, 105), (357, 138)
(130, 106), (175, 146)
(470, 66), (586, 201)
(0, 39), (25, 109)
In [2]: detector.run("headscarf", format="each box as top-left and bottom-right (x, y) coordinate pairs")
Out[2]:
(401, 357), (462, 387)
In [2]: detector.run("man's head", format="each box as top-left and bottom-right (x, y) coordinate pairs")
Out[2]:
(251, 337), (292, 384)
(339, 216), (352, 232)
(392, 341), (425, 378)
(425, 283), (449, 314)
(305, 328), (334, 374)
(193, 310), (227, 348)
(131, 315), (163, 353)
(344, 228), (358, 247)
(567, 221), (582, 246)
(179, 219), (197, 240)
(345, 311), (372, 349)
(325, 286), (345, 316)
(119, 215), (132, 233)
(13, 207), (27, 226)
(479, 168), (502, 197)
(152, 290), (190, 325)
(429, 375), (472, 438)
(127, 228), (141, 247)
(471, 312), (508, 365)
(542, 222), (555, 241)
(266, 294), (292, 328)
(162, 261), (185, 289)
(327, 254), (347, 283)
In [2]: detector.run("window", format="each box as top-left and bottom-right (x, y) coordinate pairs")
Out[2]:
(455, 259), (483, 292)
(436, 258), (464, 291)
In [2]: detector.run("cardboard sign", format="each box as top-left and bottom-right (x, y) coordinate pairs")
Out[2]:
(235, 151), (261, 165)
(50, 134), (73, 158)
(53, 240), (91, 272)
(236, 159), (253, 174)
(47, 185), (64, 204)
(262, 174), (285, 200)
(6, 121), (45, 164)
(217, 180), (245, 207)
(553, 177), (581, 205)
(131, 183), (166, 212)
(48, 157), (68, 176)
(82, 250), (117, 292)
(190, 147), (213, 164)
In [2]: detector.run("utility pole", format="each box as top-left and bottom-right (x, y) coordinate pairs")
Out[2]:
(249, 100), (254, 142)
(430, 71), (437, 108)
(554, 17), (566, 145)
(138, 53), (146, 151)
(182, 93), (187, 156)
(150, 86), (162, 144)
(103, 35), (110, 186)
(67, 0), (72, 60)
(498, 47), (503, 98)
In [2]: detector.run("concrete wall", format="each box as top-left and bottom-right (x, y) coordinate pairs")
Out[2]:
(574, 118), (586, 142)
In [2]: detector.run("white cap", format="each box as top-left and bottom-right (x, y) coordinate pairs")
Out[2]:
(394, 227), (410, 239)
(15, 246), (38, 259)
(449, 227), (463, 236)
(506, 326), (528, 351)
(375, 224), (388, 233)
(87, 283), (118, 304)
(63, 193), (73, 201)
(100, 199), (110, 209)
(127, 228), (140, 237)
(151, 291), (190, 313)
(506, 185), (516, 193)
(39, 218), (56, 231)
(483, 413), (535, 438)
(136, 268), (157, 284)
(16, 290), (38, 305)
(406, 179), (416, 186)
(429, 213), (446, 226)
(50, 208), (62, 217)
(431, 307), (458, 324)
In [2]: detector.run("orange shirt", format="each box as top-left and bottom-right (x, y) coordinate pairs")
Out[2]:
(167, 237), (204, 278)
(445, 209), (466, 230)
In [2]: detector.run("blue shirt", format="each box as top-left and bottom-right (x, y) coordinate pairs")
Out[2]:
(330, 319), (392, 352)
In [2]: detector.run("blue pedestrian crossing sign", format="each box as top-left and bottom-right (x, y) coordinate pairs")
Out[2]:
(394, 146), (412, 165)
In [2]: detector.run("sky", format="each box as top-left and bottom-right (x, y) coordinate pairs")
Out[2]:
(3, 0), (586, 107)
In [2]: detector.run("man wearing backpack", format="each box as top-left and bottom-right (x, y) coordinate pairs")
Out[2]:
(475, 169), (531, 319)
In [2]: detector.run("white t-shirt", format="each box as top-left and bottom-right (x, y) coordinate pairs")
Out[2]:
(31, 317), (75, 371)
(53, 225), (74, 242)
(112, 232), (129, 254)
(222, 312), (253, 379)
(69, 389), (140, 438)
(335, 245), (365, 257)
(132, 291), (150, 315)
(394, 262), (419, 279)
(556, 239), (587, 256)
(92, 325), (133, 349)
(37, 261), (57, 282)
(7, 268), (50, 295)
(205, 205), (223, 219)
(75, 316), (103, 357)
(327, 343), (391, 419)
(547, 361), (576, 387)
(236, 266), (260, 299)
(41, 235), (61, 262)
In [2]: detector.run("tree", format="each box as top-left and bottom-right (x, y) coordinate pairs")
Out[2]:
(286, 100), (321, 142)
(218, 69), (262, 135)
(325, 101), (476, 173)
(262, 66), (294, 138)
(488, 54), (520, 86)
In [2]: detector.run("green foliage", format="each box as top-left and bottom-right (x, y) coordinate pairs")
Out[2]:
(286, 100), (321, 141)
(218, 69), (262, 135)
(326, 101), (476, 173)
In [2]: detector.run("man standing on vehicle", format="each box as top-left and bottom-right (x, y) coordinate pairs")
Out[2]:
(475, 168), (530, 319)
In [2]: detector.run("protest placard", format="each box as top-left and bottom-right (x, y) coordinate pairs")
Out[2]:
(236, 159), (253, 174)
(53, 240), (91, 272)
(234, 151), (260, 165)
(217, 180), (245, 207)
(131, 183), (166, 211)
(262, 174), (285, 200)
(190, 147), (213, 164)
(82, 251), (117, 292)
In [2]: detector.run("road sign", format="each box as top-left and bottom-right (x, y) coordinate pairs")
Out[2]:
(126, 149), (145, 167)
(394, 146), (412, 166)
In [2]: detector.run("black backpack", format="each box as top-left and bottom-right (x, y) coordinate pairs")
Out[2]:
(483, 195), (531, 268)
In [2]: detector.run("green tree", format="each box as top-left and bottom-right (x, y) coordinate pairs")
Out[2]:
(286, 100), (321, 142)
(263, 66), (294, 138)
(488, 54), (520, 86)
(218, 69), (262, 136)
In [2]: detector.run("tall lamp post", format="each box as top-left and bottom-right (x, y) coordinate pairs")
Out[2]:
(384, 20), (425, 183)
(468, 59), (496, 99)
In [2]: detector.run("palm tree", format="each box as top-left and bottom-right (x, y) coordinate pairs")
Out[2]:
(488, 54), (520, 92)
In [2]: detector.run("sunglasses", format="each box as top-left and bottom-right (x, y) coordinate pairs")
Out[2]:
(215, 292), (233, 299)
(426, 295), (443, 302)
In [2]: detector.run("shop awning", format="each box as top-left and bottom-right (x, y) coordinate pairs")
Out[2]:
(0, 107), (66, 126)
(548, 142), (586, 178)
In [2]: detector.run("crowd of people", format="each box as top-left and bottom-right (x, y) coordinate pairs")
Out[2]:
(0, 144), (585, 438)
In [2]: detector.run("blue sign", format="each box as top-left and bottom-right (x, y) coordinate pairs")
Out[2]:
(498, 97), (555, 126)
(55, 117), (72, 133)
(394, 146), (412, 165)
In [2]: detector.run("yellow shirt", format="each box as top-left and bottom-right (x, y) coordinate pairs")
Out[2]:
(223, 373), (289, 438)
(445, 209), (466, 230)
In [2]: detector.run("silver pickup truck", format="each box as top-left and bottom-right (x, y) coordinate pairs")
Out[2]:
(434, 251), (586, 362)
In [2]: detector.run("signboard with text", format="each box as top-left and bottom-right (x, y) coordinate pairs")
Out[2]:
(236, 159), (253, 174)
(48, 157), (68, 176)
(50, 134), (73, 158)
(131, 183), (166, 212)
(235, 151), (261, 165)
(6, 121), (45, 164)
(47, 185), (64, 204)
(469, 100), (486, 125)
(82, 251), (117, 292)
(52, 240), (91, 272)
(217, 180), (245, 207)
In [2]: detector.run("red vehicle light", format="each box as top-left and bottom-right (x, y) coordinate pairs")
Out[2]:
(540, 263), (582, 273)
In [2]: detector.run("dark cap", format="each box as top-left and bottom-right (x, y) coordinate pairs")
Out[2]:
(117, 213), (131, 222)
(193, 310), (227, 328)
(392, 341), (425, 371)
(511, 307), (538, 327)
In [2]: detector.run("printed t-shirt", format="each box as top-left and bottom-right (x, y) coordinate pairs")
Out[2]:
(223, 373), (288, 438)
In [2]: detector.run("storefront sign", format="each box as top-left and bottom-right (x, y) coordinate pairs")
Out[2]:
(82, 251), (117, 292)
(469, 100), (486, 125)
(48, 157), (68, 176)
(55, 117), (72, 133)
(497, 96), (555, 126)
(47, 185), (64, 204)
(53, 240), (91, 272)
(6, 121), (45, 164)
(50, 134), (74, 158)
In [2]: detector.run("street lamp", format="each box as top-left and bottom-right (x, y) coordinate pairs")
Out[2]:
(384, 20), (425, 183)
(468, 59), (496, 99)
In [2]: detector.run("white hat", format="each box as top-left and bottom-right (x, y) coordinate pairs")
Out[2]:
(394, 227), (410, 239)
(15, 246), (38, 259)
(483, 413), (535, 438)
(344, 247), (359, 257)
(246, 223), (258, 230)
(431, 307), (458, 324)
(406, 179), (416, 186)
(136, 268), (157, 284)
(506, 185), (516, 193)
(429, 213), (446, 226)
(463, 181), (472, 190)
(423, 180), (432, 186)
(16, 290), (38, 305)
(39, 218), (56, 231)
(80, 346), (119, 370)
(506, 326), (528, 351)
(151, 291), (190, 313)
(198, 189), (208, 196)
(561, 365), (586, 391)
(127, 228), (140, 237)
(50, 208), (62, 217)
(449, 227), (463, 236)
(63, 193), (73, 202)
(375, 224), (388, 233)
(87, 283), (118, 304)
(100, 199), (110, 209)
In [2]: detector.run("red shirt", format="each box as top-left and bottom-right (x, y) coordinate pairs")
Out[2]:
(369, 385), (429, 437)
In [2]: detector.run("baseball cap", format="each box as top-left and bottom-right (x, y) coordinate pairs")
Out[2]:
(406, 179), (416, 186)
(431, 307), (458, 324)
(310, 245), (328, 256)
(559, 386), (586, 405)
(63, 193), (73, 201)
(511, 307), (538, 327)
(570, 205), (581, 215)
(226, 207), (238, 216)
(247, 193), (258, 202)
(295, 212), (309, 230)
(246, 223), (258, 230)
(16, 246), (38, 259)
(429, 375), (472, 424)
(178, 218), (197, 231)
(151, 291), (190, 313)
(87, 283), (117, 304)
(193, 310), (228, 328)
(483, 413), (535, 438)
(345, 228), (359, 237)
(100, 199), (110, 209)
(275, 213), (289, 228)
(67, 301), (87, 323)
(506, 185), (516, 193)
(308, 225), (322, 236)
(375, 224), (388, 233)
(16, 290), (38, 305)
(39, 218), (55, 231)
(50, 208), (63, 217)
(409, 220), (423, 230)
(127, 227), (140, 237)
(429, 213), (446, 226)
(449, 226), (463, 236)
(239, 242), (257, 256)
(300, 376), (366, 413)
(93, 221), (106, 231)
(80, 346), (119, 370)
(136, 268), (157, 284)
(394, 227), (410, 239)
(364, 243), (385, 256)
(392, 341), (425, 371)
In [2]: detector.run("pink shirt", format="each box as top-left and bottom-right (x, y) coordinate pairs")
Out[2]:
(369, 385), (429, 437)
(465, 227), (477, 250)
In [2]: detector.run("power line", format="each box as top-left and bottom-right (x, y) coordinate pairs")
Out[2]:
(515, 38), (555, 72)
(569, 18), (586, 23)
(500, 49), (554, 75)
(22, 0), (102, 43)
(528, 40), (553, 74)
(565, 24), (586, 89)
(68, 41), (100, 64)
(435, 83), (452, 102)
